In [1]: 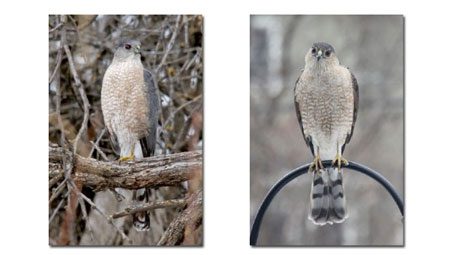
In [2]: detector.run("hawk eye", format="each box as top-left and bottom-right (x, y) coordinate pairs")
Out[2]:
(124, 44), (131, 50)
(311, 47), (316, 54)
(325, 50), (331, 57)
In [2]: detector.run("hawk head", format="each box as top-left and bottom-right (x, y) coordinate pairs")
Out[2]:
(305, 42), (339, 68)
(114, 39), (141, 61)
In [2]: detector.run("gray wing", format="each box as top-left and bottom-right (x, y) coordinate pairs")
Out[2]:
(344, 70), (359, 146)
(294, 69), (314, 155)
(139, 69), (160, 157)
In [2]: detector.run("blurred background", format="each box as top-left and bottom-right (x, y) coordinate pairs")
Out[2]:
(49, 15), (203, 245)
(250, 15), (403, 245)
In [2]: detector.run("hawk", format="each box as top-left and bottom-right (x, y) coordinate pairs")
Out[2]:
(294, 42), (358, 225)
(101, 39), (159, 231)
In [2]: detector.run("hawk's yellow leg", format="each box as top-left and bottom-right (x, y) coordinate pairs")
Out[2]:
(119, 144), (135, 162)
(309, 149), (324, 173)
(332, 152), (349, 169)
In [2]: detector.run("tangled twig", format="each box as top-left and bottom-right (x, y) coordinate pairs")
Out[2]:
(112, 198), (186, 219)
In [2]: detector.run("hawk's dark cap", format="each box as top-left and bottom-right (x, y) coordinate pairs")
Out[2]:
(312, 42), (335, 53)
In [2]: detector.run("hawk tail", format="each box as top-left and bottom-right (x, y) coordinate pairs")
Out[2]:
(132, 188), (151, 231)
(309, 167), (348, 225)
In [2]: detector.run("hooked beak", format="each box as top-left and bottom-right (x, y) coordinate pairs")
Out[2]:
(134, 45), (141, 54)
(316, 50), (322, 61)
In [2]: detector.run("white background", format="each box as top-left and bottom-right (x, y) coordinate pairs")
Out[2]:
(0, 0), (453, 254)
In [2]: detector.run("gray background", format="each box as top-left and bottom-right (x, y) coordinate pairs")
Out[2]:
(250, 15), (404, 245)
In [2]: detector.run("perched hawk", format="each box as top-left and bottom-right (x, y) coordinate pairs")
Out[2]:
(294, 42), (358, 225)
(101, 39), (160, 231)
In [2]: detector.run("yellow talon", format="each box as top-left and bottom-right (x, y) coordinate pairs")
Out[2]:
(332, 153), (348, 169)
(309, 154), (324, 173)
(119, 150), (135, 162)
(119, 154), (134, 162)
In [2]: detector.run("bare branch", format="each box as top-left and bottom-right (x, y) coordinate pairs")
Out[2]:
(89, 128), (107, 159)
(156, 15), (182, 72)
(163, 94), (202, 132)
(49, 47), (63, 84)
(49, 145), (202, 191)
(49, 178), (68, 204)
(89, 141), (108, 161)
(112, 198), (186, 219)
(49, 171), (64, 187)
(52, 46), (65, 148)
(58, 182), (79, 245)
(60, 15), (91, 155)
(49, 22), (63, 33)
(75, 184), (131, 244)
(77, 193), (96, 242)
(157, 191), (202, 246)
(49, 190), (68, 224)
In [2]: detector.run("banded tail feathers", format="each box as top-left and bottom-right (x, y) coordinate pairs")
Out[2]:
(132, 188), (151, 231)
(309, 167), (348, 225)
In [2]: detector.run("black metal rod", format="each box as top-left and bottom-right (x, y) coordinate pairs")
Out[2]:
(250, 160), (404, 246)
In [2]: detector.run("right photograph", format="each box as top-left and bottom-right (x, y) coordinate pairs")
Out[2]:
(250, 15), (404, 246)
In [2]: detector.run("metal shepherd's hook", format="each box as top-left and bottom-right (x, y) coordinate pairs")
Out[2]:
(250, 160), (404, 245)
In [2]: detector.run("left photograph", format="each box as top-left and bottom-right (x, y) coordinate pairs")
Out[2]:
(48, 15), (203, 246)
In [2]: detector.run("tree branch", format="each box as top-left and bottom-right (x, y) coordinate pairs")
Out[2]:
(112, 198), (186, 219)
(75, 185), (130, 243)
(60, 15), (91, 155)
(156, 15), (182, 72)
(157, 190), (202, 246)
(49, 144), (202, 191)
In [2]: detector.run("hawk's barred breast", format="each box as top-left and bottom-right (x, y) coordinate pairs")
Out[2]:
(295, 65), (355, 160)
(101, 57), (151, 156)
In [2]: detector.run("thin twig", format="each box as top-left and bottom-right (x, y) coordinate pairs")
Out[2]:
(53, 47), (65, 148)
(49, 190), (68, 224)
(112, 198), (186, 219)
(49, 178), (67, 204)
(76, 186), (131, 244)
(64, 42), (91, 154)
(58, 180), (78, 244)
(172, 116), (192, 151)
(175, 94), (202, 114)
(49, 47), (63, 84)
(61, 15), (91, 155)
(77, 192), (96, 242)
(163, 94), (202, 132)
(90, 141), (109, 161)
(49, 22), (63, 33)
(109, 188), (126, 202)
(89, 128), (106, 158)
(181, 49), (201, 74)
(181, 74), (203, 80)
(188, 111), (203, 152)
(144, 47), (201, 56)
(156, 15), (182, 72)
(183, 15), (189, 47)
(49, 171), (64, 187)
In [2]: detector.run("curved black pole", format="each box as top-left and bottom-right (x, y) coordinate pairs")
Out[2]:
(250, 160), (404, 246)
